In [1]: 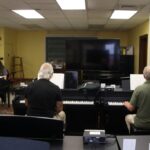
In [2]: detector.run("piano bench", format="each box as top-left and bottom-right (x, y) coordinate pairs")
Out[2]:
(130, 124), (150, 135)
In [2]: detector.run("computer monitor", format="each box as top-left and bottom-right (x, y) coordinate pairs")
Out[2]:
(50, 73), (65, 89)
(64, 71), (78, 89)
(121, 77), (130, 91)
(130, 74), (145, 90)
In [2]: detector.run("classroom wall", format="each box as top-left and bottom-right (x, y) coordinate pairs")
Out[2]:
(4, 28), (17, 72)
(16, 30), (47, 78)
(128, 20), (149, 73)
(47, 30), (128, 46)
(0, 28), (5, 63)
(11, 29), (129, 79)
(148, 16), (150, 65)
(2, 19), (149, 79)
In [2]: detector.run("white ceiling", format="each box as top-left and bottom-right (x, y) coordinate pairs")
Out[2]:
(0, 0), (150, 31)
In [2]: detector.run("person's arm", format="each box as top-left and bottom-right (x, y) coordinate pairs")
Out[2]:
(3, 68), (9, 80)
(56, 101), (63, 114)
(124, 101), (135, 112)
(25, 98), (28, 107)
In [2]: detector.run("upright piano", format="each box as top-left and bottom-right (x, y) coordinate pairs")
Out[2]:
(61, 89), (100, 135)
(12, 85), (134, 135)
(100, 89), (133, 134)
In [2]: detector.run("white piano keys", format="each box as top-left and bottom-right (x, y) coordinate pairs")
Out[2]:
(20, 100), (25, 103)
(63, 100), (94, 105)
(108, 101), (123, 106)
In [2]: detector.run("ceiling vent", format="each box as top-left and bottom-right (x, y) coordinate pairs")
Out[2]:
(88, 24), (104, 30)
(22, 24), (43, 30)
(121, 5), (137, 9)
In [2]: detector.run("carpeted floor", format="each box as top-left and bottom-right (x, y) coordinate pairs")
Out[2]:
(0, 104), (14, 115)
(0, 93), (15, 115)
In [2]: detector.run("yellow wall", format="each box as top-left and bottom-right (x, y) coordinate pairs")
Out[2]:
(148, 16), (150, 65)
(0, 28), (4, 63)
(128, 20), (149, 73)
(96, 31), (128, 46)
(16, 30), (47, 78)
(2, 21), (149, 79)
(47, 30), (128, 46)
(4, 28), (17, 72)
(11, 30), (128, 79)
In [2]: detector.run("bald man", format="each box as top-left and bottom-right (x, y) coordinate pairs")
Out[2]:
(124, 66), (150, 133)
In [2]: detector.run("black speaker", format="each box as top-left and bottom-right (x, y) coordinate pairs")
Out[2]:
(120, 55), (134, 76)
(121, 77), (130, 90)
(65, 71), (78, 89)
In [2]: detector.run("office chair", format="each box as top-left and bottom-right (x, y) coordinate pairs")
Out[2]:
(130, 123), (150, 135)
(0, 115), (64, 140)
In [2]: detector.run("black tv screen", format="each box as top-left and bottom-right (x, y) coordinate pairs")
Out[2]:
(65, 39), (81, 70)
(81, 39), (120, 71)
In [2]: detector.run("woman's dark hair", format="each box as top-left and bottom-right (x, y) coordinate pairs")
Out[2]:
(0, 61), (4, 75)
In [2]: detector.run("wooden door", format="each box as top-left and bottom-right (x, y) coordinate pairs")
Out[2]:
(139, 34), (148, 73)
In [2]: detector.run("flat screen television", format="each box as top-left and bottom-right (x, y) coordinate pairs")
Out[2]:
(65, 39), (82, 70)
(81, 39), (120, 71)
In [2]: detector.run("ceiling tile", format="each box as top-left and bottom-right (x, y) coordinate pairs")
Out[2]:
(0, 0), (148, 30)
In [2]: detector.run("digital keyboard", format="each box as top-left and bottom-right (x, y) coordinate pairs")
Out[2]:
(63, 100), (94, 105)
(103, 97), (129, 106)
(20, 100), (25, 103)
(62, 89), (98, 106)
(107, 101), (123, 106)
(101, 90), (133, 106)
(18, 99), (94, 105)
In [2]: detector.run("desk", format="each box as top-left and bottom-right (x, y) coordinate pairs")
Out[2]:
(116, 135), (150, 150)
(0, 136), (50, 150)
(50, 136), (118, 150)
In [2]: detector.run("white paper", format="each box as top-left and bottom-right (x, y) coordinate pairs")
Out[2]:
(123, 139), (136, 150)
(20, 100), (25, 103)
(50, 73), (64, 89)
(130, 74), (145, 90)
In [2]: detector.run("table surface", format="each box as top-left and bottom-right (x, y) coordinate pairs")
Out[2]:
(0, 136), (50, 150)
(116, 135), (150, 150)
(49, 136), (118, 150)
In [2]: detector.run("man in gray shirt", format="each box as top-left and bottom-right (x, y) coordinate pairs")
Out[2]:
(124, 66), (150, 133)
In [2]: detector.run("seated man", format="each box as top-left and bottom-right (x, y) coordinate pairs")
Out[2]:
(24, 62), (66, 124)
(124, 66), (150, 133)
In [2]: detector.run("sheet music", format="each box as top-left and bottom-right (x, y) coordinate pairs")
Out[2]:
(0, 76), (6, 79)
(50, 73), (64, 89)
(123, 139), (136, 150)
(130, 74), (145, 90)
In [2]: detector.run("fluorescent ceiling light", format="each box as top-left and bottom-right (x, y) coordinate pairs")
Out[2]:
(12, 10), (44, 19)
(110, 10), (137, 19)
(56, 0), (85, 10)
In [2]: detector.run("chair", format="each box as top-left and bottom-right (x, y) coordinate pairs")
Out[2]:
(0, 136), (50, 150)
(0, 115), (64, 140)
(12, 95), (27, 115)
(130, 123), (150, 135)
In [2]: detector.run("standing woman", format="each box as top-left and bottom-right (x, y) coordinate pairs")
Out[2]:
(0, 60), (9, 104)
(0, 60), (9, 79)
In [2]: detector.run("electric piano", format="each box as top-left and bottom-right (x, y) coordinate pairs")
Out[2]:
(61, 89), (99, 135)
(101, 90), (133, 106)
(100, 90), (133, 134)
(62, 89), (98, 105)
